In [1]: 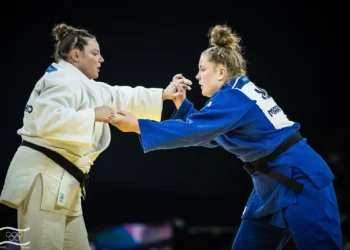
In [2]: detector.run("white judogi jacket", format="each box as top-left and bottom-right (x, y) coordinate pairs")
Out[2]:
(1, 60), (163, 216)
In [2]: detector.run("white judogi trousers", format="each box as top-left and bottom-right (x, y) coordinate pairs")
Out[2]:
(18, 175), (91, 250)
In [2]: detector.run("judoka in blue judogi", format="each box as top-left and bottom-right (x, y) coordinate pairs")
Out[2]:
(109, 24), (343, 249)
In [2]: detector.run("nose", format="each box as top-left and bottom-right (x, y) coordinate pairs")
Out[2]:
(99, 55), (105, 63)
(196, 73), (200, 81)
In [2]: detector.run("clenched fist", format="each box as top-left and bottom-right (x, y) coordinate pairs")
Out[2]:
(94, 106), (115, 122)
(162, 73), (192, 100)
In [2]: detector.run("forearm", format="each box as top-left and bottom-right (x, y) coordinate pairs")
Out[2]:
(105, 84), (164, 121)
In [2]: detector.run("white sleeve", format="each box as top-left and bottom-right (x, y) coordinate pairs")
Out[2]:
(35, 78), (95, 146)
(98, 82), (163, 122)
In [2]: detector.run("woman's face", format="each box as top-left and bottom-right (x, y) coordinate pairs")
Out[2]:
(73, 38), (104, 79)
(195, 55), (226, 97)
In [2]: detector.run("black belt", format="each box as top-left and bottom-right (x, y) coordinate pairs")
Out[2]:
(243, 132), (304, 192)
(21, 140), (90, 200)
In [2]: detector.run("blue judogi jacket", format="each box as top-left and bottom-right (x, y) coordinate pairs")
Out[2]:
(138, 76), (334, 228)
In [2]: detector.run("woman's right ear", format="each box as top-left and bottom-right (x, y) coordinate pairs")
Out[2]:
(218, 67), (227, 81)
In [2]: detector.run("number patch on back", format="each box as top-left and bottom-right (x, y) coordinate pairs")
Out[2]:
(254, 87), (270, 100)
(242, 83), (294, 129)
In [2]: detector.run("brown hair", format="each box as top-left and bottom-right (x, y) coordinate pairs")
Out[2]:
(202, 24), (247, 80)
(52, 23), (95, 62)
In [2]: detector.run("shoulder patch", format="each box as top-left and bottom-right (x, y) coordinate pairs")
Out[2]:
(46, 64), (57, 73)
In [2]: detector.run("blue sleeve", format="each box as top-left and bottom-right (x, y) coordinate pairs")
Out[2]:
(169, 99), (219, 148)
(170, 99), (198, 121)
(138, 89), (255, 153)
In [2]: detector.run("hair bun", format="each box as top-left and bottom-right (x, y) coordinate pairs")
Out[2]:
(52, 23), (75, 42)
(209, 25), (241, 50)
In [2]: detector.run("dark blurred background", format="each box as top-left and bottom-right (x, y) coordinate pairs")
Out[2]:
(3, 3), (347, 250)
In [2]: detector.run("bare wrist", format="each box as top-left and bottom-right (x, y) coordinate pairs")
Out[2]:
(162, 89), (166, 100)
(136, 122), (141, 134)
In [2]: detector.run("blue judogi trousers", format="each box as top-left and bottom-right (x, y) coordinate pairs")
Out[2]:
(231, 168), (343, 250)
